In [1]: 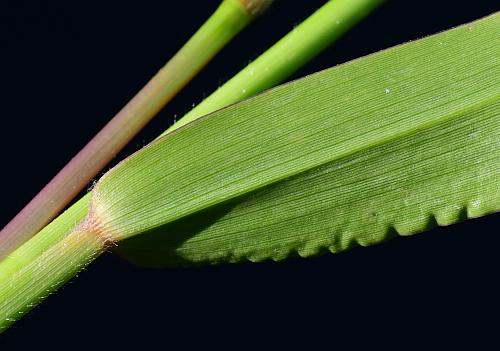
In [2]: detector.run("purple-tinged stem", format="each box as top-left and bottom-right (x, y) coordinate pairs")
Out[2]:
(0, 0), (271, 261)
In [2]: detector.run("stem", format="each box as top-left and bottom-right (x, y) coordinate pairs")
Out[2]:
(0, 0), (383, 331)
(161, 0), (385, 134)
(0, 228), (106, 332)
(0, 0), (266, 261)
(0, 195), (91, 282)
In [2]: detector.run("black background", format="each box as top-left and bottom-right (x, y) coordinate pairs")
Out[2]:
(1, 0), (499, 348)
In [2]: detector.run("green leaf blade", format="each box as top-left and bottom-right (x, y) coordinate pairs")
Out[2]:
(92, 13), (499, 266)
(118, 98), (499, 266)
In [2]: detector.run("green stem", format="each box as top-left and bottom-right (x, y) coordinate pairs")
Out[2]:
(0, 0), (265, 261)
(0, 195), (91, 281)
(0, 0), (383, 332)
(162, 0), (385, 134)
(0, 229), (106, 332)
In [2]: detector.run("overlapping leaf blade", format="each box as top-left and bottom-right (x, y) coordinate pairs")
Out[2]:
(88, 14), (500, 266)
